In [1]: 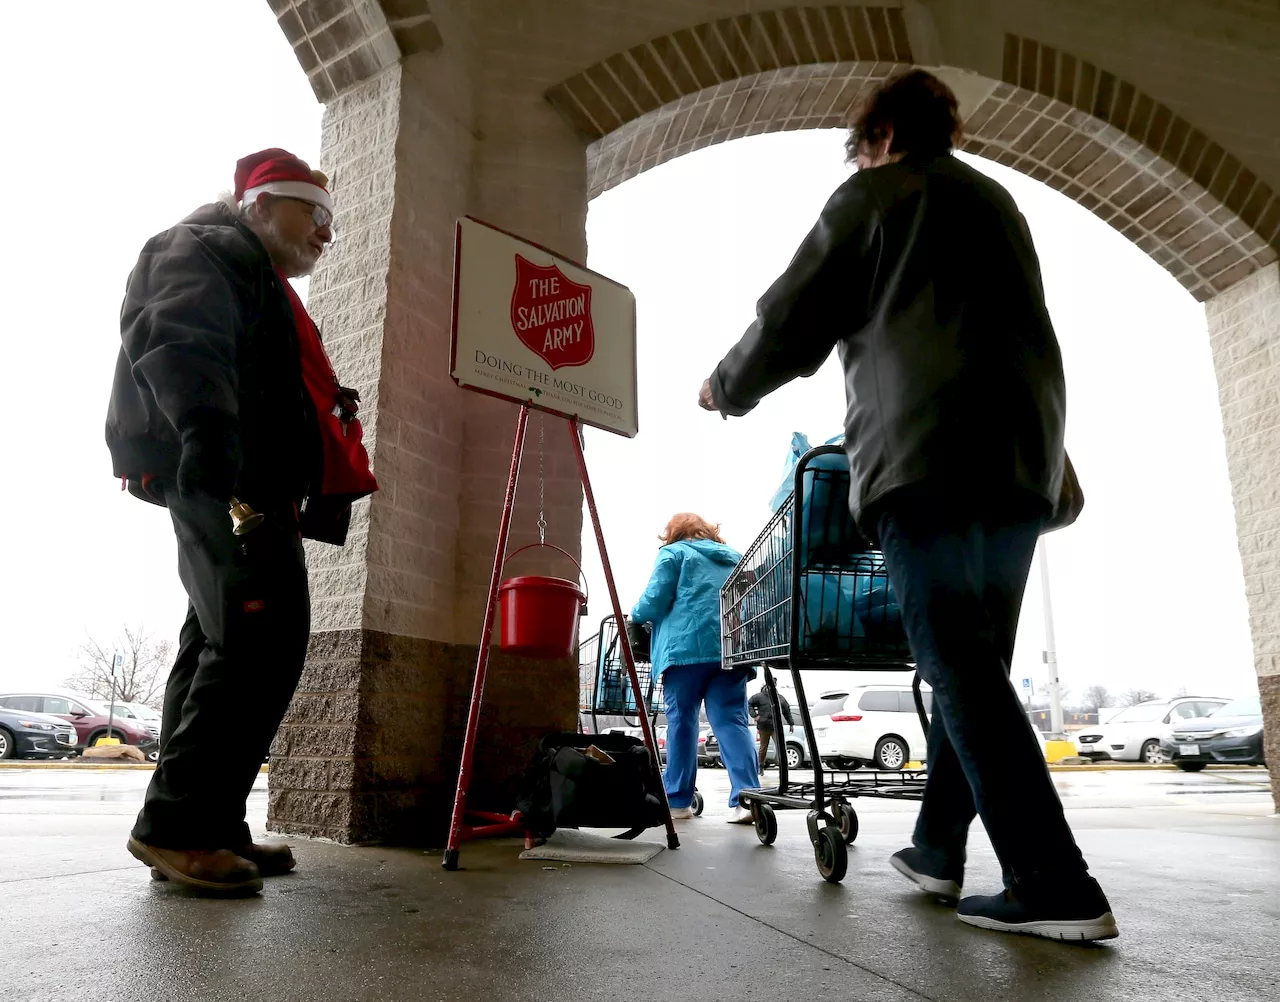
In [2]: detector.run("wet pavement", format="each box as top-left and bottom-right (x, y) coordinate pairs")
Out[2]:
(2, 766), (1277, 1000)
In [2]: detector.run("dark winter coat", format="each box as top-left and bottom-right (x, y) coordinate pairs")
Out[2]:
(710, 154), (1067, 537)
(106, 202), (321, 522)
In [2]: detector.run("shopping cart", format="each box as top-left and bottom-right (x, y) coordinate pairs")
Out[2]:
(721, 445), (928, 882)
(579, 614), (705, 816)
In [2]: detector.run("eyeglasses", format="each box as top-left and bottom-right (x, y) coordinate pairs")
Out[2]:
(283, 197), (333, 230)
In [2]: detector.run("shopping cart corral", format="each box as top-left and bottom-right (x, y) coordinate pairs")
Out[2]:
(579, 614), (705, 816)
(722, 445), (928, 882)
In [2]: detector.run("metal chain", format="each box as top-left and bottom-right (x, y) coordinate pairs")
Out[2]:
(537, 413), (547, 545)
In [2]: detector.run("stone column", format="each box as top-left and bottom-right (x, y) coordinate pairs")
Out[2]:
(1206, 263), (1280, 807)
(267, 32), (589, 843)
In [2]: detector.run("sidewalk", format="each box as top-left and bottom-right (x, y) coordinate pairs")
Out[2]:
(2, 768), (1277, 1001)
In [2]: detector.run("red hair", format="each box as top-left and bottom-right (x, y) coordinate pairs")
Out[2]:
(659, 513), (724, 546)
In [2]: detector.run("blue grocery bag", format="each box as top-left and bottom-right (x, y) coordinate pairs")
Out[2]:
(769, 432), (845, 513)
(798, 571), (857, 653)
(798, 556), (905, 655)
(850, 553), (903, 644)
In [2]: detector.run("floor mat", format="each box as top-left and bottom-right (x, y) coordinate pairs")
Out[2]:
(519, 829), (665, 864)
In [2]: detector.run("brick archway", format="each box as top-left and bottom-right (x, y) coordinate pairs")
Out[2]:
(547, 16), (1277, 302)
(261, 0), (1280, 839)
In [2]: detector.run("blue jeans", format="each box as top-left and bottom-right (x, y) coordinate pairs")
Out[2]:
(661, 662), (759, 808)
(875, 488), (1088, 887)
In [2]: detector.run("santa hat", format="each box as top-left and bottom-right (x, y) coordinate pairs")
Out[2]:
(234, 148), (332, 213)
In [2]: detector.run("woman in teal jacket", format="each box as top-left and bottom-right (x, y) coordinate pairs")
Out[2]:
(631, 513), (759, 823)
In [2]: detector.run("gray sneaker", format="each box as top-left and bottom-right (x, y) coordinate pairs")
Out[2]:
(890, 847), (963, 903)
(957, 876), (1119, 942)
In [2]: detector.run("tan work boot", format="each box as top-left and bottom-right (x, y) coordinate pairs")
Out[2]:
(128, 837), (263, 894)
(233, 841), (296, 877)
(151, 840), (296, 881)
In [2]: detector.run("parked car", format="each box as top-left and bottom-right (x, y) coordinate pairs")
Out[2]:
(752, 721), (814, 769)
(0, 706), (79, 760)
(1160, 696), (1267, 771)
(0, 692), (158, 755)
(112, 701), (162, 726)
(810, 685), (931, 771)
(107, 702), (164, 760)
(653, 724), (714, 766)
(1072, 696), (1230, 764)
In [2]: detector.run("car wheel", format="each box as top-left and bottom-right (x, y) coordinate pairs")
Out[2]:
(1176, 762), (1207, 772)
(0, 727), (14, 760)
(873, 736), (908, 771)
(147, 747), (160, 763)
(785, 743), (804, 770)
(1140, 740), (1164, 764)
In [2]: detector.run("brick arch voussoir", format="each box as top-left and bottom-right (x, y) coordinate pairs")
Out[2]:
(969, 35), (1279, 302)
(584, 61), (906, 200)
(549, 14), (1278, 303)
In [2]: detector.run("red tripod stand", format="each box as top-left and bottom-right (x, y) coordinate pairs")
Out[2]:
(442, 405), (678, 869)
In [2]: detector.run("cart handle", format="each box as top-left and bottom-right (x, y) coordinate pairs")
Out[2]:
(501, 542), (590, 605)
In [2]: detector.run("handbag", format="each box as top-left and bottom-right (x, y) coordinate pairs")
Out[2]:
(624, 617), (652, 663)
(1042, 453), (1084, 533)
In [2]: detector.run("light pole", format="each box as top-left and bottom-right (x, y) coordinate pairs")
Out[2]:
(1039, 539), (1066, 741)
(106, 652), (123, 742)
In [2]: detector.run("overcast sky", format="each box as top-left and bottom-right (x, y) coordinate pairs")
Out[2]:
(0, 1), (1258, 709)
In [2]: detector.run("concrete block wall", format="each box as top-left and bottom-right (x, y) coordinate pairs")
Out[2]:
(271, 24), (584, 842)
(301, 65), (406, 635)
(1206, 263), (1280, 786)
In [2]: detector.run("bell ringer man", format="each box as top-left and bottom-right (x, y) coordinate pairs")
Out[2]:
(106, 149), (378, 894)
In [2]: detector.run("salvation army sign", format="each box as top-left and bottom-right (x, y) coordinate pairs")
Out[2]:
(510, 255), (595, 369)
(451, 217), (637, 437)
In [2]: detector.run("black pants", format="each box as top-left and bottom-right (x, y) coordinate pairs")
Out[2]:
(132, 492), (310, 850)
(874, 487), (1088, 888)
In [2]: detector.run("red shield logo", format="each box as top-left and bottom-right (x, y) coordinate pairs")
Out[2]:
(510, 254), (595, 370)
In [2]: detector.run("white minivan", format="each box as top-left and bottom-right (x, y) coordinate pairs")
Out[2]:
(812, 685), (930, 770)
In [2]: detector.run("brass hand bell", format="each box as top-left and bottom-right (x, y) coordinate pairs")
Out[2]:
(228, 497), (265, 535)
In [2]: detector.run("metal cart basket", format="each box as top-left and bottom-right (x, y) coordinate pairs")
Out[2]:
(721, 445), (928, 882)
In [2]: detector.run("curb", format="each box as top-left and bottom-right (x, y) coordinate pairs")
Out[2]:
(1046, 763), (1265, 773)
(0, 762), (271, 773)
(1, 761), (1260, 775)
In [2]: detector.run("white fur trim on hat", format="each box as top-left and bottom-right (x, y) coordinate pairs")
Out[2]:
(241, 180), (333, 213)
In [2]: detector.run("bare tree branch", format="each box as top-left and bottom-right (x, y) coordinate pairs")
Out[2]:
(63, 626), (172, 706)
(1081, 685), (1112, 713)
(1120, 687), (1159, 707)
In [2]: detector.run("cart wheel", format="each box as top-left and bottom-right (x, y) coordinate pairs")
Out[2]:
(814, 826), (848, 883)
(832, 802), (859, 844)
(691, 792), (704, 817)
(755, 804), (778, 846)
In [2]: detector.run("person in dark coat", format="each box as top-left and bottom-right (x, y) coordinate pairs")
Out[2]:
(699, 71), (1115, 942)
(748, 688), (794, 770)
(106, 149), (377, 894)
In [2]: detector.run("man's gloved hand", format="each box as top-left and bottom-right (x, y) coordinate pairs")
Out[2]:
(337, 386), (361, 415)
(177, 413), (240, 501)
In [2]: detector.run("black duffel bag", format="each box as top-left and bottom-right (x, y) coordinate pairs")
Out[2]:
(515, 731), (666, 841)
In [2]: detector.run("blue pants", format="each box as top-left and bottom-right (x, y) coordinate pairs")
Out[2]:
(875, 488), (1087, 888)
(661, 662), (759, 808)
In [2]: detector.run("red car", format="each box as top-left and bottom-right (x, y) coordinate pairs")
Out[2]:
(0, 692), (158, 755)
